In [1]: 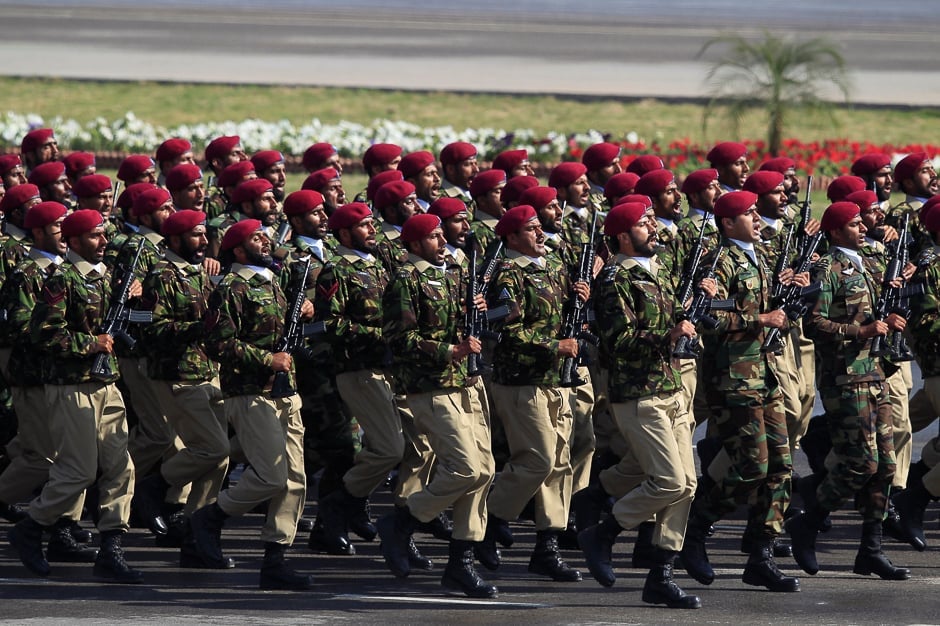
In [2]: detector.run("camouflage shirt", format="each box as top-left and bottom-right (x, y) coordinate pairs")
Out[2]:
(111, 228), (165, 357)
(560, 206), (598, 263)
(140, 250), (219, 382)
(909, 245), (940, 377)
(204, 188), (228, 220)
(808, 246), (884, 386)
(594, 254), (682, 401)
(374, 221), (409, 275)
(383, 253), (471, 393)
(204, 263), (293, 397)
(669, 211), (721, 295)
(30, 250), (119, 385)
(0, 224), (31, 285)
(469, 212), (499, 255)
(886, 196), (931, 257)
(315, 244), (390, 374)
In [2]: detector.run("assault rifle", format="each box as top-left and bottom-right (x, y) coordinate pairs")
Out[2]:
(795, 175), (813, 254)
(871, 213), (923, 361)
(762, 231), (824, 353)
(271, 256), (319, 398)
(672, 247), (735, 359)
(464, 233), (507, 376)
(559, 212), (600, 387)
(676, 215), (709, 307)
(90, 243), (153, 381)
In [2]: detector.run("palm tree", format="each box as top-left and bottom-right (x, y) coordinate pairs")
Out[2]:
(698, 30), (852, 155)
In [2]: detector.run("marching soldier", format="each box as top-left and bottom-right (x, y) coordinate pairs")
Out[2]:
(581, 142), (622, 212)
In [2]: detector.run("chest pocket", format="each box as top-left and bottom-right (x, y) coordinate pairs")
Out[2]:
(245, 288), (278, 336)
(633, 280), (666, 330)
(526, 274), (561, 320)
(843, 275), (870, 319)
(77, 280), (106, 331)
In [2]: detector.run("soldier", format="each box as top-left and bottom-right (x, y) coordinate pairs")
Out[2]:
(378, 213), (497, 598)
(191, 218), (314, 590)
(491, 149), (535, 179)
(117, 154), (158, 187)
(399, 151), (441, 211)
(577, 201), (701, 609)
(886, 152), (938, 254)
(501, 174), (539, 210)
(635, 169), (682, 260)
(204, 136), (248, 185)
(851, 153), (893, 205)
(373, 180), (419, 273)
(787, 201), (911, 581)
(759, 156), (801, 206)
(707, 141), (750, 192)
(63, 152), (96, 186)
(549, 162), (595, 260)
(302, 142), (343, 175)
(680, 191), (802, 593)
(827, 175), (866, 203)
(476, 204), (588, 583)
(105, 182), (158, 269)
(28, 161), (72, 207)
(0, 154), (28, 190)
(136, 209), (232, 568)
(20, 128), (59, 172)
(155, 138), (195, 190)
(166, 163), (206, 212)
(251, 150), (288, 202)
(581, 142), (622, 212)
(467, 169), (507, 254)
(439, 141), (479, 205)
(427, 197), (471, 267)
(0, 183), (41, 281)
(354, 143), (403, 202)
(625, 154), (665, 177)
(364, 169), (404, 210)
(10, 209), (142, 583)
(73, 174), (118, 240)
(302, 167), (346, 216)
(602, 172), (641, 211)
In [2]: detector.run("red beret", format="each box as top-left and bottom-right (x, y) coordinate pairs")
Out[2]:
(162, 209), (206, 237)
(61, 209), (104, 239)
(604, 172), (640, 200)
(501, 175), (539, 204)
(758, 157), (796, 174)
(362, 143), (403, 170)
(374, 180), (416, 211)
(302, 142), (337, 171)
(133, 187), (172, 217)
(0, 183), (40, 212)
(821, 201), (860, 232)
(492, 149), (528, 174)
(117, 182), (158, 211)
(919, 195), (940, 227)
(20, 128), (54, 154)
(619, 193), (653, 210)
(469, 169), (507, 198)
(218, 160), (256, 188)
(155, 137), (192, 163)
(231, 178), (274, 205)
(894, 152), (930, 183)
(603, 202), (646, 236)
(923, 200), (940, 233)
(440, 141), (477, 167)
(844, 190), (879, 214)
(367, 169), (404, 201)
(220, 218), (263, 251)
(495, 204), (537, 237)
(625, 154), (665, 176)
(707, 141), (748, 166)
(548, 162), (588, 189)
(27, 161), (66, 188)
(166, 163), (203, 192)
(518, 186), (558, 211)
(826, 175), (866, 202)
(302, 167), (340, 192)
(24, 201), (67, 230)
(714, 190), (758, 218)
(62, 151), (96, 177)
(117, 154), (156, 182)
(680, 168), (719, 195)
(742, 170), (784, 195)
(250, 150), (284, 172)
(850, 153), (891, 177)
(283, 190), (325, 217)
(581, 142), (621, 171)
(72, 174), (112, 198)
(398, 151), (436, 179)
(634, 169), (675, 197)
(401, 213), (442, 243)
(0, 153), (22, 175)
(328, 202), (373, 231)
(428, 197), (468, 220)
(205, 136), (241, 164)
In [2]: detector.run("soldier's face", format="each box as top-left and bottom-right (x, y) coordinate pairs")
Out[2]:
(757, 185), (788, 220)
(593, 158), (623, 186)
(413, 227), (447, 265)
(134, 167), (157, 185)
(178, 225), (208, 264)
(174, 180), (205, 210)
(902, 162), (938, 198)
(393, 194), (420, 224)
(510, 160), (535, 178)
(323, 180), (346, 210)
(71, 226), (108, 263)
(507, 219), (545, 257)
(412, 166), (441, 202)
(251, 192), (280, 227)
(563, 175), (591, 208)
(476, 184), (505, 218)
(239, 230), (272, 266)
(440, 213), (469, 248)
(346, 217), (376, 253)
(783, 169), (800, 198)
(624, 215), (659, 257)
(2, 165), (27, 188)
(719, 157), (750, 189)
(45, 175), (72, 204)
(873, 166), (893, 202)
(375, 156), (400, 174)
(38, 138), (60, 164)
(71, 166), (96, 182)
(296, 205), (328, 240)
(831, 215), (866, 250)
(78, 190), (114, 221)
(145, 200), (175, 232)
(654, 183), (682, 221)
(262, 163), (287, 195)
(692, 180), (722, 212)
(537, 199), (563, 234)
(725, 207), (761, 243)
(446, 157), (479, 189)
(860, 202), (885, 237)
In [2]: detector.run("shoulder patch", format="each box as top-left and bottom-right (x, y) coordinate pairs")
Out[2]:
(43, 283), (65, 306)
(317, 280), (339, 301)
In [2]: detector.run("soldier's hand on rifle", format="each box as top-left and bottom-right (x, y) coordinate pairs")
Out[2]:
(759, 309), (788, 329)
(271, 351), (292, 372)
(900, 262), (916, 282)
(669, 320), (697, 345)
(203, 257), (221, 276)
(558, 338), (580, 358)
(453, 336), (482, 362)
(697, 277), (718, 298)
(572, 281), (591, 303)
(592, 255), (605, 278)
(300, 298), (314, 320)
(92, 334), (115, 354)
(779, 268), (810, 288)
(858, 319), (889, 339)
(473, 293), (487, 312)
(128, 279), (142, 299)
(881, 225), (899, 243)
(886, 313), (907, 332)
(802, 218), (822, 237)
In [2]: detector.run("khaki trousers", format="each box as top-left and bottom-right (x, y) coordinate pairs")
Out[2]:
(219, 393), (305, 545)
(605, 393), (696, 552)
(123, 357), (179, 475)
(30, 382), (134, 532)
(792, 324), (817, 448)
(568, 365), (596, 494)
(885, 364), (913, 488)
(336, 369), (404, 499)
(488, 384), (573, 531)
(407, 384), (495, 541)
(911, 376), (940, 496)
(152, 378), (230, 515)
(394, 396), (435, 508)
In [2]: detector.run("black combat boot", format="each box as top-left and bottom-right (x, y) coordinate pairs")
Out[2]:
(94, 530), (143, 584)
(47, 517), (98, 563)
(347, 495), (377, 542)
(853, 520), (911, 580)
(190, 502), (230, 568)
(893, 470), (934, 551)
(309, 487), (355, 555)
(8, 516), (50, 577)
(69, 519), (94, 544)
(679, 513), (714, 585)
(259, 542), (315, 590)
(132, 472), (169, 536)
(881, 495), (922, 549)
(785, 505), (830, 575)
(573, 482), (608, 540)
(578, 516), (622, 587)
(642, 547), (702, 609)
(0, 500), (27, 523)
(489, 512), (514, 548)
(180, 518), (236, 569)
(799, 416), (832, 476)
(408, 536), (434, 570)
(557, 513), (580, 550)
(377, 505), (417, 578)
(155, 508), (188, 548)
(742, 538), (800, 592)
(473, 514), (506, 571)
(414, 511), (453, 541)
(442, 538), (498, 598)
(631, 521), (657, 569)
(528, 530), (582, 582)
(741, 527), (792, 558)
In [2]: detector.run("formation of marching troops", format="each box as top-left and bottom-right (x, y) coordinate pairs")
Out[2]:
(0, 127), (938, 606)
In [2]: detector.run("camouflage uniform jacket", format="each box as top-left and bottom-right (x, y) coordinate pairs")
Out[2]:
(808, 246), (884, 386)
(594, 254), (682, 401)
(207, 209), (247, 257)
(488, 248), (570, 387)
(909, 244), (940, 377)
(0, 248), (61, 386)
(560, 206), (599, 262)
(886, 195), (930, 257)
(669, 211), (721, 294)
(440, 181), (472, 207)
(383, 253), (471, 394)
(140, 250), (219, 382)
(469, 212), (499, 255)
(544, 233), (579, 278)
(374, 221), (409, 275)
(204, 263), (293, 397)
(314, 244), (389, 374)
(0, 223), (31, 284)
(30, 249), (119, 385)
(111, 228), (165, 357)
(653, 219), (679, 280)
(104, 223), (137, 269)
(204, 187), (228, 220)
